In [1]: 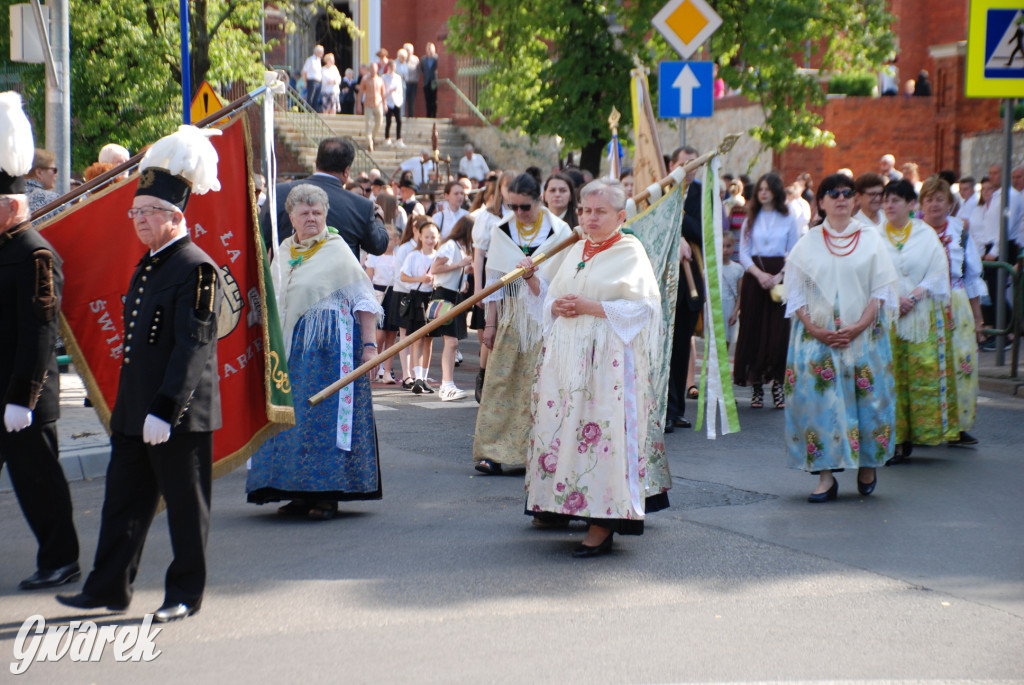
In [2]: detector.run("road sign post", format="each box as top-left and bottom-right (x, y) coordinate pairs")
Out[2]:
(659, 61), (714, 118)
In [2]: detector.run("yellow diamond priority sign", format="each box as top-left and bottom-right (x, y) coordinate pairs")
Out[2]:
(653, 0), (722, 60)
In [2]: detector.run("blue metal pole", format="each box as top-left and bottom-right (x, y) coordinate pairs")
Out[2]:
(181, 0), (191, 124)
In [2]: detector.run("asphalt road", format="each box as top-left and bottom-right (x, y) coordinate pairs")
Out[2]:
(2, 341), (1023, 684)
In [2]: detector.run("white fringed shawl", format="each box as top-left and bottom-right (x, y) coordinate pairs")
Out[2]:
(882, 219), (951, 342)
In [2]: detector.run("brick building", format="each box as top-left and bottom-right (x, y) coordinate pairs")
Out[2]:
(267, 1), (1002, 178)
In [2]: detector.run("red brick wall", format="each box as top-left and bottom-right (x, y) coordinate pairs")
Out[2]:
(891, 0), (968, 87)
(380, 0), (459, 118)
(773, 51), (1002, 184)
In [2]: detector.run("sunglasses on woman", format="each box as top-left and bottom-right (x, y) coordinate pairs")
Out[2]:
(825, 188), (856, 199)
(507, 202), (534, 212)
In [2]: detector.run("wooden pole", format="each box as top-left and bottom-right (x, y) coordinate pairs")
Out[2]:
(307, 231), (581, 406)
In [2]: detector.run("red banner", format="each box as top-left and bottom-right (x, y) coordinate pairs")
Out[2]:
(41, 117), (293, 476)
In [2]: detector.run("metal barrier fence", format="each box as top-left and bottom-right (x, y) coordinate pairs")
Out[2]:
(981, 259), (1021, 378)
(272, 81), (381, 177)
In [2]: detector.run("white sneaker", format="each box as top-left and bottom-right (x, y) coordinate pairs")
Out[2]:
(455, 348), (463, 364)
(385, 138), (393, 146)
(396, 139), (406, 148)
(439, 386), (468, 402)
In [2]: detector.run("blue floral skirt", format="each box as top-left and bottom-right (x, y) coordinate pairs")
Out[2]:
(246, 315), (381, 503)
(784, 318), (896, 472)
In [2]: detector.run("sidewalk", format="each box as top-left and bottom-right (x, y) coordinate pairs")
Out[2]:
(2, 343), (1020, 494)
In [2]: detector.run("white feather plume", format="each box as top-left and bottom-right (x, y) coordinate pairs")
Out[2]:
(139, 125), (222, 195)
(0, 91), (34, 178)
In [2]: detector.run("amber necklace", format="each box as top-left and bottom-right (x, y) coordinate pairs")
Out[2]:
(822, 226), (861, 257)
(885, 221), (912, 250)
(515, 215), (544, 254)
(575, 231), (623, 275)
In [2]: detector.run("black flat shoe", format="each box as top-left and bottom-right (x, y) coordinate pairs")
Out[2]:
(573, 532), (614, 558)
(57, 592), (129, 612)
(949, 431), (978, 446)
(857, 476), (877, 496)
(154, 602), (200, 623)
(887, 441), (914, 465)
(673, 416), (692, 428)
(19, 562), (81, 590)
(807, 478), (838, 503)
(474, 459), (502, 475)
(663, 422), (675, 433)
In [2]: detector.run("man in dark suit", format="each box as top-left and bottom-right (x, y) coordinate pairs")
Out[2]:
(261, 137), (388, 258)
(420, 42), (439, 118)
(665, 146), (704, 433)
(59, 127), (223, 623)
(0, 91), (80, 591)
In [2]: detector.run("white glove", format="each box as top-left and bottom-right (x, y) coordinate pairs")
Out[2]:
(142, 414), (171, 445)
(3, 404), (33, 432)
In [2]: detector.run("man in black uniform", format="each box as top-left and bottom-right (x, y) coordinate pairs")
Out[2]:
(59, 126), (223, 622)
(261, 136), (388, 258)
(665, 146), (703, 433)
(0, 91), (80, 590)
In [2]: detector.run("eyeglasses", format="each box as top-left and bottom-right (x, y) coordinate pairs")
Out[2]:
(127, 206), (176, 219)
(507, 202), (534, 212)
(43, 167), (58, 173)
(862, 190), (883, 198)
(825, 188), (856, 199)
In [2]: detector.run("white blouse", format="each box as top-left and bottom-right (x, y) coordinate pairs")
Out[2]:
(432, 207), (468, 239)
(391, 240), (418, 294)
(401, 250), (435, 293)
(432, 239), (467, 291)
(365, 253), (395, 288)
(739, 209), (801, 271)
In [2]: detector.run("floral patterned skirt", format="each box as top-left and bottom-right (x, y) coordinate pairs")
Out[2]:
(891, 302), (960, 445)
(525, 327), (648, 534)
(949, 289), (978, 430)
(472, 315), (540, 467)
(246, 315), (381, 503)
(784, 318), (896, 472)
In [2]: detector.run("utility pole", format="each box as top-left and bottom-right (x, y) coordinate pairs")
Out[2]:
(28, 0), (70, 194)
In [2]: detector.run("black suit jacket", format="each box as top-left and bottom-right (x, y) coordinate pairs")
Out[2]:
(260, 173), (388, 258)
(0, 222), (62, 421)
(110, 238), (222, 435)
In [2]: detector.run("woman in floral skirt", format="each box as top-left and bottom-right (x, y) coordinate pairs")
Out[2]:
(783, 174), (899, 502)
(520, 179), (665, 555)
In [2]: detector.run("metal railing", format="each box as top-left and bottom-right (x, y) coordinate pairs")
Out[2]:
(981, 259), (1022, 378)
(273, 82), (381, 176)
(438, 77), (538, 157)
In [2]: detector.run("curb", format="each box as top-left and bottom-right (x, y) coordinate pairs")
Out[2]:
(0, 446), (109, 494)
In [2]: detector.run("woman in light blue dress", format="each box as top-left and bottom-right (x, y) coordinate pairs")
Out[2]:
(783, 174), (899, 502)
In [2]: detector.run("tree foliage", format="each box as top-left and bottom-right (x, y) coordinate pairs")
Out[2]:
(2, 0), (358, 171)
(446, 0), (895, 170)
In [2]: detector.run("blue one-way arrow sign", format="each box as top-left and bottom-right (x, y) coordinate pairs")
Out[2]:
(658, 61), (714, 118)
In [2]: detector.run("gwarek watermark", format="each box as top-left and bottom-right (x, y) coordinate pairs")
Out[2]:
(10, 614), (162, 675)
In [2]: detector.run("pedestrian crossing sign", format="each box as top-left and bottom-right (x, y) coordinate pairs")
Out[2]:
(966, 0), (1024, 97)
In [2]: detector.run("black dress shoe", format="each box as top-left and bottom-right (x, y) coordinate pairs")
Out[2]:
(154, 602), (200, 623)
(663, 422), (675, 433)
(673, 417), (692, 428)
(807, 478), (839, 503)
(572, 532), (614, 558)
(19, 562), (81, 590)
(857, 475), (877, 496)
(56, 592), (129, 612)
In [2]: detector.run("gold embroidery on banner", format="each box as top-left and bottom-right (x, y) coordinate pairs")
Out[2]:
(268, 350), (291, 394)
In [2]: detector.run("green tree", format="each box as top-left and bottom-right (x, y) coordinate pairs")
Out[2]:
(3, 0), (358, 171)
(447, 0), (895, 172)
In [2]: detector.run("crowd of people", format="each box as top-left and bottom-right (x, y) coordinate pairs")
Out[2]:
(3, 80), (1020, 623)
(298, 42), (440, 151)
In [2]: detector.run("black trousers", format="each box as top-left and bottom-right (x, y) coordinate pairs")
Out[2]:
(385, 105), (402, 140)
(424, 82), (437, 118)
(83, 431), (212, 607)
(0, 420), (79, 571)
(666, 283), (703, 421)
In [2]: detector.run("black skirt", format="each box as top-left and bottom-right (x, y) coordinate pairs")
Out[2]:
(375, 285), (398, 332)
(405, 290), (439, 336)
(433, 286), (467, 339)
(732, 255), (789, 386)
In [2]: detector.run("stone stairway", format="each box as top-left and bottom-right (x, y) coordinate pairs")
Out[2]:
(275, 112), (473, 179)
